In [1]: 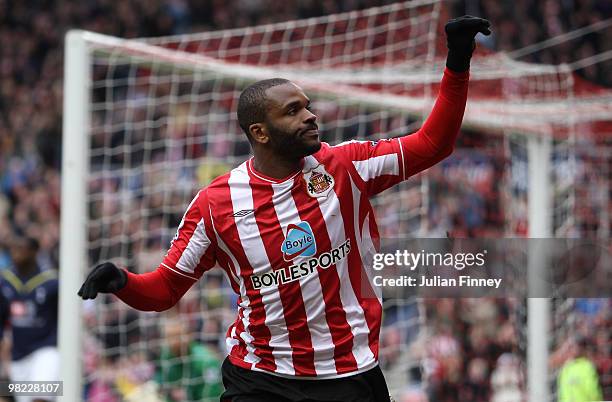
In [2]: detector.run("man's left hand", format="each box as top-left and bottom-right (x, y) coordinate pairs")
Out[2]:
(445, 15), (491, 72)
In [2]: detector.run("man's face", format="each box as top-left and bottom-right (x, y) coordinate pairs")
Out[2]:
(260, 83), (321, 158)
(10, 238), (36, 268)
(165, 321), (191, 357)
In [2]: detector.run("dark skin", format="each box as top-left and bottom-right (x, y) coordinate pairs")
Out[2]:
(248, 83), (321, 179)
(9, 238), (38, 278)
(244, 16), (492, 180)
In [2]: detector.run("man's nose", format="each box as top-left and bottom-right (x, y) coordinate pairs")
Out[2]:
(303, 109), (317, 123)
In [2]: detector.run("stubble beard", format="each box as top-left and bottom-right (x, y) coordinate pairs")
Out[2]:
(267, 122), (321, 160)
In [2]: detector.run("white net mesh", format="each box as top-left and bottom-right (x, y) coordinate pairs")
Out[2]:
(74, 1), (611, 401)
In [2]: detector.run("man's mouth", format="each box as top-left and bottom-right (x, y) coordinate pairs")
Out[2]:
(301, 127), (319, 136)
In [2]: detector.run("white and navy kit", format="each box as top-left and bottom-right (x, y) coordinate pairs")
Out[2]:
(0, 267), (58, 361)
(0, 267), (60, 402)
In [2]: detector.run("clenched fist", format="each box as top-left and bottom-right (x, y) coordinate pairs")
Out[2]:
(445, 15), (491, 72)
(77, 262), (127, 299)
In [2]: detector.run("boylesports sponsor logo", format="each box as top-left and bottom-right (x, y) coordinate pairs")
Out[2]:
(251, 239), (351, 290)
(281, 221), (316, 261)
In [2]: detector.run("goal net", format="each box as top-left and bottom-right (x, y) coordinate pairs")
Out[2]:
(60, 1), (611, 401)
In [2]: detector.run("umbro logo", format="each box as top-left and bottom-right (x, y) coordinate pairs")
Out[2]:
(232, 209), (255, 217)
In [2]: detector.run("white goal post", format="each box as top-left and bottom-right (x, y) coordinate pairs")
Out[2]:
(59, 30), (91, 402)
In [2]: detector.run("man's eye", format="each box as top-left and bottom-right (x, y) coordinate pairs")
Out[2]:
(287, 109), (296, 115)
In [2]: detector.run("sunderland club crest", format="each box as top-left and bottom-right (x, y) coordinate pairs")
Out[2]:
(303, 164), (335, 198)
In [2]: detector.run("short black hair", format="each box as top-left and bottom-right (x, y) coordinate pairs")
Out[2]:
(11, 233), (39, 251)
(237, 78), (291, 140)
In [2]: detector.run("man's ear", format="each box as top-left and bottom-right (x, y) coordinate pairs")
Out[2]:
(249, 123), (269, 144)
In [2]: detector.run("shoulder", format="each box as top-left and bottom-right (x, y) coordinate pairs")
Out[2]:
(34, 269), (58, 286)
(560, 358), (593, 376)
(188, 164), (250, 220)
(314, 141), (332, 155)
(206, 170), (234, 190)
(24, 269), (58, 294)
(0, 269), (20, 292)
(317, 139), (377, 159)
(206, 162), (249, 190)
(575, 357), (598, 373)
(310, 141), (342, 162)
(311, 140), (372, 168)
(188, 169), (234, 211)
(204, 162), (252, 201)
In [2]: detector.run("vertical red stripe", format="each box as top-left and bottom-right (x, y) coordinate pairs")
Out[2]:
(290, 180), (359, 374)
(227, 301), (248, 361)
(209, 175), (276, 372)
(249, 179), (316, 376)
(234, 302), (249, 361)
(314, 153), (382, 359)
(214, 244), (241, 295)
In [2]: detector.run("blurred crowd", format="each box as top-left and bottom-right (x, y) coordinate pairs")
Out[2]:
(378, 297), (610, 402)
(453, 0), (612, 86)
(0, 0), (610, 401)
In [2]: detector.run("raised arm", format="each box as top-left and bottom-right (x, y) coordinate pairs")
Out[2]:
(401, 16), (491, 177)
(78, 190), (217, 312)
(329, 16), (491, 196)
(400, 67), (468, 177)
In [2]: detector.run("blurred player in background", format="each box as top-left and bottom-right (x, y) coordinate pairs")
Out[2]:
(0, 235), (59, 402)
(557, 336), (603, 402)
(156, 317), (223, 401)
(79, 16), (491, 401)
(0, 290), (11, 402)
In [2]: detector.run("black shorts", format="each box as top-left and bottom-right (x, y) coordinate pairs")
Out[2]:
(220, 358), (391, 402)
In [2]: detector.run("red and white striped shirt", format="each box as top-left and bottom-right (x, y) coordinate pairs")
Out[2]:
(116, 68), (469, 379)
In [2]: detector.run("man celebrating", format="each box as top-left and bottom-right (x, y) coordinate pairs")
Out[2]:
(79, 16), (491, 401)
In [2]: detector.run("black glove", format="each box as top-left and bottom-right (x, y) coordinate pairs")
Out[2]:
(77, 262), (127, 299)
(445, 15), (491, 72)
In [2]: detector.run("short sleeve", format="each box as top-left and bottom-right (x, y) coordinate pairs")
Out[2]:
(329, 138), (405, 195)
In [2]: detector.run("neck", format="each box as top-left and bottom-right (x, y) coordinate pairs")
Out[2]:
(252, 149), (302, 180)
(16, 261), (37, 278)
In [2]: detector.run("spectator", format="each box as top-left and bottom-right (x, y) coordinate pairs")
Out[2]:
(490, 353), (524, 402)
